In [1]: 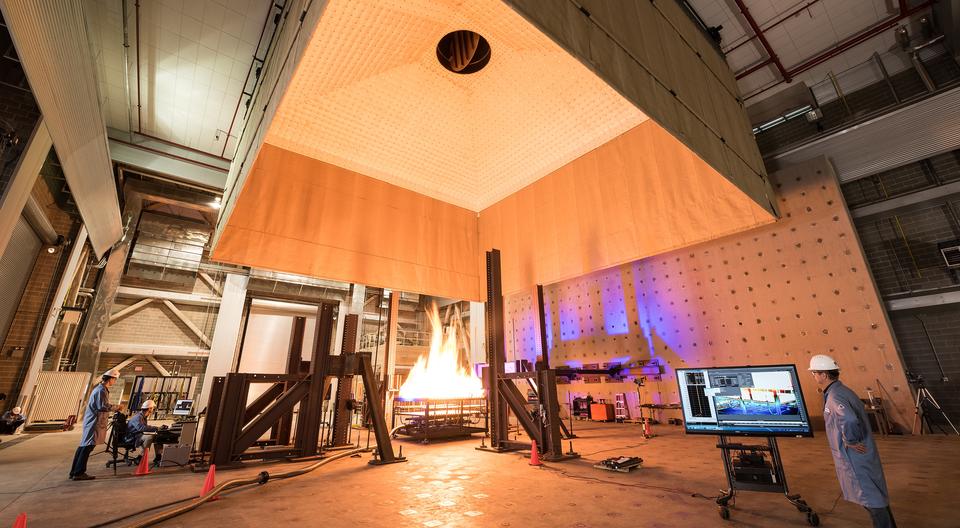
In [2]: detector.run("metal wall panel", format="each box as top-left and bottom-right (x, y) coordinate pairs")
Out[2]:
(768, 86), (960, 183)
(0, 0), (122, 257)
(0, 216), (41, 345)
(27, 371), (91, 422)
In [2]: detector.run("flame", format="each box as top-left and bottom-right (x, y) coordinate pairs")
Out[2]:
(398, 303), (485, 400)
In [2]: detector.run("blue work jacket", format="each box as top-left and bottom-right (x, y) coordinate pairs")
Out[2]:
(822, 380), (889, 508)
(124, 411), (157, 446)
(79, 383), (113, 447)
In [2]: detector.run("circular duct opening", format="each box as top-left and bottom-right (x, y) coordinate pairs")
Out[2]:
(436, 30), (491, 74)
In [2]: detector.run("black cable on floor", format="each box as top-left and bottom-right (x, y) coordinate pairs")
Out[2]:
(538, 463), (717, 502)
(87, 496), (197, 528)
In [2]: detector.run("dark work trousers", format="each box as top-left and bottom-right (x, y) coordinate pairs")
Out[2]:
(69, 445), (95, 477)
(865, 506), (897, 528)
(0, 419), (23, 434)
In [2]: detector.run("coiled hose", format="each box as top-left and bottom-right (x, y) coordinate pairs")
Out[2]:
(123, 447), (369, 528)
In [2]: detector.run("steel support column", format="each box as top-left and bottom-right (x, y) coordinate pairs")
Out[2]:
(484, 249), (509, 449)
(197, 273), (247, 410)
(330, 313), (359, 447)
(383, 291), (400, 421)
(75, 190), (143, 374)
(276, 316), (306, 444)
(296, 302), (336, 457)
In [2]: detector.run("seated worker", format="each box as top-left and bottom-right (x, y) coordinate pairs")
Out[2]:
(0, 406), (25, 434)
(125, 400), (163, 467)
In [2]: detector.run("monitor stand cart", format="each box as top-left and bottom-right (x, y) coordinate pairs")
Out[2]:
(715, 435), (819, 526)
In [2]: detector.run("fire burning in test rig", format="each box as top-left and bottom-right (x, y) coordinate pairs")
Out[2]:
(397, 303), (484, 401)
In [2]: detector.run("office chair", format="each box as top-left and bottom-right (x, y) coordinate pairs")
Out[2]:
(104, 412), (137, 475)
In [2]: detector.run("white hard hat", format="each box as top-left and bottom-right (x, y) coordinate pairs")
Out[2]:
(12, 407), (21, 414)
(808, 354), (839, 371)
(141, 399), (156, 410)
(102, 368), (120, 378)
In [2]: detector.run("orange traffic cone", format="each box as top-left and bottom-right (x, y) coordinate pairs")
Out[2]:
(529, 440), (542, 467)
(11, 513), (26, 528)
(134, 447), (151, 476)
(200, 464), (219, 501)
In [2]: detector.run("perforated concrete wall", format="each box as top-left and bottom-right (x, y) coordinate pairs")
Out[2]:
(503, 156), (914, 429)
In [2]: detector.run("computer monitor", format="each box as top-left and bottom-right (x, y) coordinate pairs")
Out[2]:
(172, 399), (194, 416)
(676, 364), (813, 437)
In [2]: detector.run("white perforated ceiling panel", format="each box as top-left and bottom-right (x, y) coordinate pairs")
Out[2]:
(264, 0), (647, 211)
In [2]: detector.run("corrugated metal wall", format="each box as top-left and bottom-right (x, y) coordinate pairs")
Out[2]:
(0, 216), (41, 345)
(768, 86), (960, 184)
(26, 371), (91, 422)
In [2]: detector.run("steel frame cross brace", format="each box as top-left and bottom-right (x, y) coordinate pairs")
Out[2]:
(233, 380), (310, 449)
(359, 353), (405, 464)
(536, 369), (579, 461)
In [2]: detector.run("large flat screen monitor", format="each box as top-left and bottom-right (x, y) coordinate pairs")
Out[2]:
(676, 364), (813, 437)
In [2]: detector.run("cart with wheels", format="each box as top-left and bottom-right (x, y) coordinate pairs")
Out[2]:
(715, 435), (819, 526)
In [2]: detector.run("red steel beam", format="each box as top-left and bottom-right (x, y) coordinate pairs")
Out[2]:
(742, 0), (933, 101)
(785, 0), (932, 79)
(732, 0), (791, 82)
(725, 0), (823, 56)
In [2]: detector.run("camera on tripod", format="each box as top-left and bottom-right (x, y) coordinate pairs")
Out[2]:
(907, 371), (958, 435)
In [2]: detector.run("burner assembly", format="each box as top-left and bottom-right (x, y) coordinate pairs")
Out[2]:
(389, 302), (488, 442)
(391, 398), (487, 442)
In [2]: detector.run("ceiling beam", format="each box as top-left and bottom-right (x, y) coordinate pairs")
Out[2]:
(732, 0), (790, 82)
(0, 119), (51, 256)
(744, 1), (934, 101)
(99, 342), (210, 357)
(850, 180), (960, 219)
(116, 286), (220, 307)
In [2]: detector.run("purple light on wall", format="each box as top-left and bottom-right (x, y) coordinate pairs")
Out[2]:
(559, 298), (582, 341)
(600, 274), (630, 335)
(543, 292), (554, 352)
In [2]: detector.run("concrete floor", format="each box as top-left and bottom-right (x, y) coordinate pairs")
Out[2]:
(0, 422), (956, 527)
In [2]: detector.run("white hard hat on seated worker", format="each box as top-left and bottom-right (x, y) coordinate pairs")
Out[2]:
(141, 400), (156, 410)
(808, 354), (839, 371)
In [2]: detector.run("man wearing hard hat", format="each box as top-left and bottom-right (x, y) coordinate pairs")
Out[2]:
(0, 406), (25, 434)
(125, 399), (162, 467)
(809, 354), (895, 528)
(69, 369), (122, 481)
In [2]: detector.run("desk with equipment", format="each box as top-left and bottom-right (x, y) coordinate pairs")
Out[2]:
(153, 399), (198, 467)
(676, 364), (820, 526)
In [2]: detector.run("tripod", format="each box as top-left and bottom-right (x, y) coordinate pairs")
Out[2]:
(912, 383), (959, 436)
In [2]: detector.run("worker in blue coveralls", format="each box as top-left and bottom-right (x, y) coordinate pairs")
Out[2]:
(69, 368), (122, 481)
(809, 354), (895, 528)
(126, 399), (162, 467)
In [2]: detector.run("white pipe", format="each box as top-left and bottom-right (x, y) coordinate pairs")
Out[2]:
(17, 226), (88, 411)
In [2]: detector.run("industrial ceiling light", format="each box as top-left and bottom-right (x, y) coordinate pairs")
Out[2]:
(436, 30), (491, 74)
